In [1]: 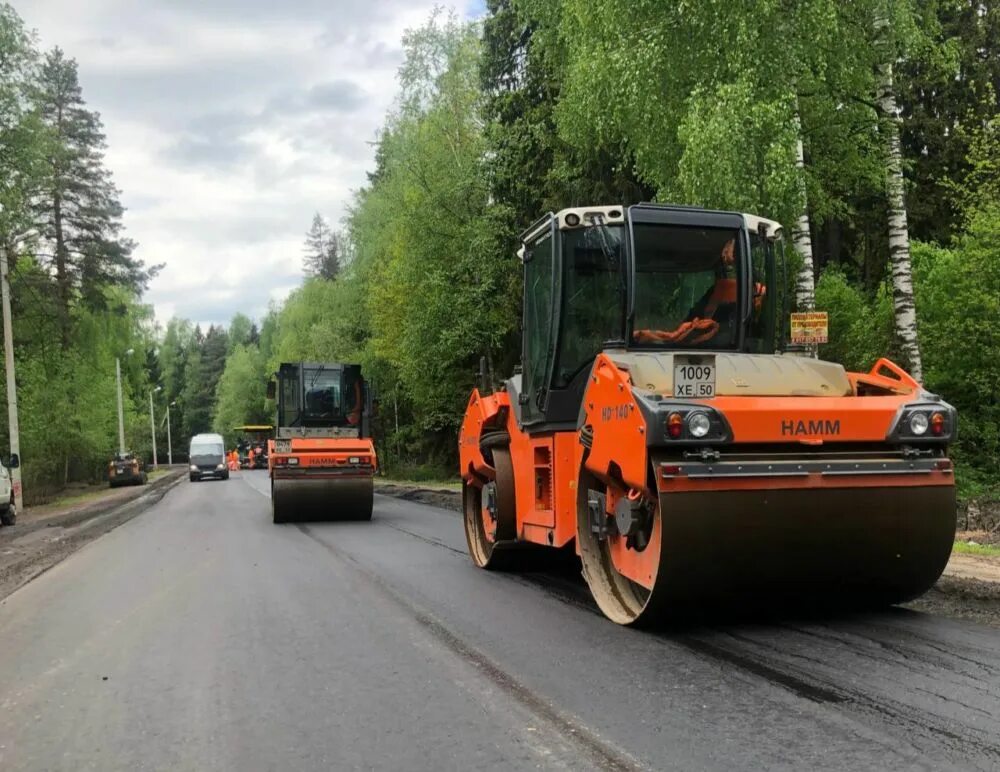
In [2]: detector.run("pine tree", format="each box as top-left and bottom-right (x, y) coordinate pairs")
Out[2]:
(32, 47), (155, 346)
(0, 4), (43, 262)
(303, 212), (340, 280)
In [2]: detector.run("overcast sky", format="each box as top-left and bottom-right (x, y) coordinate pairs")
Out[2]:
(18, 0), (484, 329)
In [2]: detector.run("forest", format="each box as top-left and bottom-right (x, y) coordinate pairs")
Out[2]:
(1, 1), (998, 504)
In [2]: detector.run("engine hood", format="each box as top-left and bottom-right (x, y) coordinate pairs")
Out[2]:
(608, 350), (854, 398)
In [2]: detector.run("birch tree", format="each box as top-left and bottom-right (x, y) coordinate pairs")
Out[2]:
(875, 4), (923, 381)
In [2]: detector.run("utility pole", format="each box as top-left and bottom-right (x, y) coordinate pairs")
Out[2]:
(116, 358), (126, 454)
(1, 244), (23, 511)
(116, 348), (134, 455)
(166, 401), (174, 466)
(149, 386), (161, 469)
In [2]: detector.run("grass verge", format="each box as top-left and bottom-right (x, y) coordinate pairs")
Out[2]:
(953, 540), (1000, 558)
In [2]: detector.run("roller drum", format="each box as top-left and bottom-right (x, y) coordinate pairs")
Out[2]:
(272, 476), (374, 523)
(579, 453), (957, 625)
(651, 484), (957, 610)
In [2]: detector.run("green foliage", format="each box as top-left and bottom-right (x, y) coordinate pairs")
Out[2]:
(912, 209), (1000, 485)
(899, 0), (1000, 243)
(227, 313), (254, 352)
(181, 325), (228, 437)
(212, 344), (269, 446)
(815, 269), (894, 372)
(347, 15), (520, 452)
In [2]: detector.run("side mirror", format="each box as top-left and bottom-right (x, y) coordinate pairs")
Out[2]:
(8, 453), (19, 469)
(266, 380), (276, 400)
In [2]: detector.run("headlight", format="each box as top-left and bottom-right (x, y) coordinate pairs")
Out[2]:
(908, 412), (929, 436)
(687, 412), (711, 438)
(216, 463), (226, 470)
(348, 456), (360, 464)
(888, 400), (956, 443)
(190, 465), (198, 472)
(660, 404), (731, 443)
(287, 457), (299, 466)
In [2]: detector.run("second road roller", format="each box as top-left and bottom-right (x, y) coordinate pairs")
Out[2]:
(459, 203), (957, 625)
(268, 362), (377, 523)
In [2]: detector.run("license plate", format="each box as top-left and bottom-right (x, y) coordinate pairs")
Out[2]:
(673, 355), (716, 398)
(274, 439), (291, 454)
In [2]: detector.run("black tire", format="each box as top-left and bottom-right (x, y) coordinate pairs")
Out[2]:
(190, 474), (198, 482)
(1, 498), (15, 527)
(222, 471), (230, 481)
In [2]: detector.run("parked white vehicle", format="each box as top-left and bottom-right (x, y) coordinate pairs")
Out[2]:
(0, 453), (20, 526)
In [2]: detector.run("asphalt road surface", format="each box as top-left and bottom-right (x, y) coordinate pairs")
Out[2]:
(1, 471), (998, 771)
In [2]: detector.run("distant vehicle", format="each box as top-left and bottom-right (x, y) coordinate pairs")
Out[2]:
(235, 425), (273, 470)
(0, 453), (19, 526)
(268, 363), (377, 523)
(108, 451), (147, 488)
(189, 433), (228, 482)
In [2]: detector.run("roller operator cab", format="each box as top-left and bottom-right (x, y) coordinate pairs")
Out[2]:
(268, 362), (377, 523)
(459, 203), (957, 626)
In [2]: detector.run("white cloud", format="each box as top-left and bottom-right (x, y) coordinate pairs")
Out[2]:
(18, 0), (471, 328)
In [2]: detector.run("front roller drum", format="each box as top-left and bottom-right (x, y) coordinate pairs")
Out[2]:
(577, 461), (957, 626)
(463, 446), (524, 570)
(272, 476), (374, 523)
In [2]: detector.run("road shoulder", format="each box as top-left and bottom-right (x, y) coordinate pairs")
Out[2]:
(0, 469), (186, 600)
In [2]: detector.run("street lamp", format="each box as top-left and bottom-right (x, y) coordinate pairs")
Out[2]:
(166, 400), (176, 466)
(115, 348), (135, 455)
(149, 385), (162, 469)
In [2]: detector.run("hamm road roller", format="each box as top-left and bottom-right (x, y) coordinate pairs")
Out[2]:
(459, 204), (957, 625)
(268, 362), (377, 523)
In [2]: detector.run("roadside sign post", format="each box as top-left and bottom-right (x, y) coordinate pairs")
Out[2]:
(790, 312), (829, 346)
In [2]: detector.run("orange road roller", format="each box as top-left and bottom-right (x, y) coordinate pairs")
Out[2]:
(268, 362), (377, 523)
(459, 204), (956, 625)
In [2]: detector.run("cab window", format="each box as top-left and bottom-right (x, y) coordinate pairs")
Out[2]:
(552, 225), (625, 388)
(522, 232), (554, 421)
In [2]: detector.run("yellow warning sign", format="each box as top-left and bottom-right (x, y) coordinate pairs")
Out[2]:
(790, 312), (829, 344)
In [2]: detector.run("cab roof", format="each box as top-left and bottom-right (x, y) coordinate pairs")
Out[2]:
(524, 204), (784, 241)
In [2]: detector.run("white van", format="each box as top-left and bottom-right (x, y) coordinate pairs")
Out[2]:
(189, 433), (228, 482)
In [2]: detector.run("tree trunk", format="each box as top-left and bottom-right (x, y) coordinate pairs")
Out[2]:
(53, 190), (71, 349)
(876, 13), (923, 382)
(792, 132), (816, 312)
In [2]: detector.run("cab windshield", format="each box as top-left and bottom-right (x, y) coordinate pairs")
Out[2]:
(630, 224), (742, 349)
(303, 366), (343, 422)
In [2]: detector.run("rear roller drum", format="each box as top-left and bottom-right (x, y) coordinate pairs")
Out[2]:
(272, 477), (374, 523)
(463, 446), (521, 570)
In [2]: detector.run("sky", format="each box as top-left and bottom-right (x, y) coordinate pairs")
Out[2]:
(18, 0), (486, 330)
